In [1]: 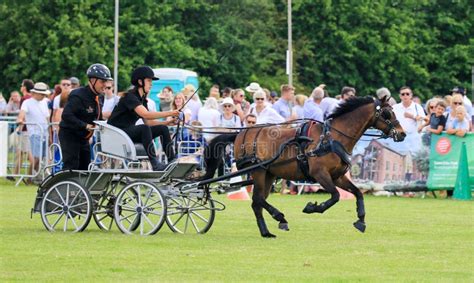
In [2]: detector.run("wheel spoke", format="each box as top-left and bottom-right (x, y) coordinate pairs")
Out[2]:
(120, 212), (137, 222)
(44, 209), (63, 216)
(188, 213), (201, 233)
(69, 201), (88, 209)
(140, 214), (144, 235)
(147, 210), (163, 216)
(96, 213), (109, 222)
(184, 213), (190, 233)
(170, 212), (186, 227)
(121, 207), (136, 212)
(142, 213), (155, 227)
(67, 212), (79, 230)
(69, 209), (86, 218)
(63, 212), (69, 232)
(190, 210), (209, 223)
(45, 198), (63, 209)
(107, 218), (114, 230)
(143, 188), (153, 207)
(65, 184), (70, 205)
(124, 191), (139, 206)
(136, 186), (142, 206)
(51, 212), (64, 229)
(54, 187), (66, 205)
(146, 199), (163, 208)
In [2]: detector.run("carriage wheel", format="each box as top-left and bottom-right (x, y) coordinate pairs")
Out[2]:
(40, 181), (92, 232)
(166, 194), (215, 234)
(92, 187), (118, 231)
(92, 180), (125, 231)
(114, 182), (166, 235)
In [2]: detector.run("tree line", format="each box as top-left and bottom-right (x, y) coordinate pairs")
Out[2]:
(0, 0), (472, 100)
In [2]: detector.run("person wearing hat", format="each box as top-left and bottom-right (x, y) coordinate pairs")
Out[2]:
(69, 77), (80, 89)
(17, 82), (51, 175)
(219, 97), (241, 128)
(245, 82), (262, 94)
(108, 66), (180, 171)
(60, 63), (113, 170)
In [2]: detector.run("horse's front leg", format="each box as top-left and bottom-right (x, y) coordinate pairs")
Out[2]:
(251, 171), (275, 238)
(302, 171), (340, 214)
(335, 174), (366, 233)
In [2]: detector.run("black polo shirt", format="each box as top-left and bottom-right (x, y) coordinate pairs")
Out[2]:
(60, 86), (103, 139)
(108, 89), (148, 129)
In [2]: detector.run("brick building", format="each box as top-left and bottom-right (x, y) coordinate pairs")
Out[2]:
(352, 140), (423, 184)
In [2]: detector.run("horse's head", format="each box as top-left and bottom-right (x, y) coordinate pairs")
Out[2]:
(372, 97), (406, 142)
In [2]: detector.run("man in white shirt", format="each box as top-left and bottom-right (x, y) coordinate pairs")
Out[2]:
(393, 86), (425, 153)
(17, 82), (51, 175)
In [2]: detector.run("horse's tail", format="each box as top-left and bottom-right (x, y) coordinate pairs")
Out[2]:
(199, 133), (238, 181)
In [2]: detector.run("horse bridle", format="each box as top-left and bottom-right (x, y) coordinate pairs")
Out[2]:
(373, 101), (401, 140)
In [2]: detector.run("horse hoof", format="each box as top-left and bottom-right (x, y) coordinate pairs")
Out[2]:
(262, 232), (276, 238)
(278, 222), (289, 231)
(353, 220), (366, 233)
(302, 202), (318, 214)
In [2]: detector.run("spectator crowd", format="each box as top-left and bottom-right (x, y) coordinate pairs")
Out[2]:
(1, 66), (473, 183)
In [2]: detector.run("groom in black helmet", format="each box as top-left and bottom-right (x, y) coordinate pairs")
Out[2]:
(108, 66), (179, 171)
(60, 63), (113, 170)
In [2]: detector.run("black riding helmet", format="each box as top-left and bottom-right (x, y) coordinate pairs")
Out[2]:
(87, 63), (113, 81)
(131, 66), (159, 94)
(86, 63), (113, 94)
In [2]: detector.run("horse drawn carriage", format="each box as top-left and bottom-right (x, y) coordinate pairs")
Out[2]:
(31, 120), (249, 235)
(32, 96), (406, 237)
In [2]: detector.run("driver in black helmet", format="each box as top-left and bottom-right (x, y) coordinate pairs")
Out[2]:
(60, 63), (113, 170)
(107, 66), (179, 171)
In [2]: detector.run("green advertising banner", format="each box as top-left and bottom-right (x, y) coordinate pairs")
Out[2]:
(427, 133), (474, 190)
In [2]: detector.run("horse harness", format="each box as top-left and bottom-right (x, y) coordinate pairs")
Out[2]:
(293, 119), (352, 182)
(234, 119), (352, 182)
(236, 126), (265, 169)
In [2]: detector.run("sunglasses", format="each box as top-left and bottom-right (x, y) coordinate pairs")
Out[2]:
(400, 92), (411, 96)
(453, 102), (463, 105)
(255, 97), (265, 101)
(429, 106), (436, 109)
(223, 104), (233, 108)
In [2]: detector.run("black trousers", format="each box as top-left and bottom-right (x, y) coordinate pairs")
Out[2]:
(59, 129), (90, 170)
(122, 124), (175, 162)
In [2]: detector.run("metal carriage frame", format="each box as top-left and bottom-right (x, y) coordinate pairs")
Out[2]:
(31, 121), (261, 236)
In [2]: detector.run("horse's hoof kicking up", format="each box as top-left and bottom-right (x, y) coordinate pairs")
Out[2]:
(278, 222), (289, 231)
(353, 220), (366, 233)
(302, 202), (319, 214)
(261, 232), (276, 238)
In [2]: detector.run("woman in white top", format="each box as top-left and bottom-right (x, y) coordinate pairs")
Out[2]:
(219, 97), (241, 128)
(248, 90), (285, 124)
(198, 97), (221, 142)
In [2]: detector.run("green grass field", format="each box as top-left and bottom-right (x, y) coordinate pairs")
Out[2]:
(1, 179), (473, 282)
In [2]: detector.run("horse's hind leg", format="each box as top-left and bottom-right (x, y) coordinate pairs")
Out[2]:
(261, 173), (289, 231)
(251, 171), (276, 238)
(335, 174), (366, 233)
(302, 171), (340, 214)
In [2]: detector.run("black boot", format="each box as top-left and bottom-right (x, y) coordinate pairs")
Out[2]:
(150, 158), (168, 171)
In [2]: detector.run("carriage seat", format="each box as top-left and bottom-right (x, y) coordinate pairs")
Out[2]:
(94, 121), (148, 162)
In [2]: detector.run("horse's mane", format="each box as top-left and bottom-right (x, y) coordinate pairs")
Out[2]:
(327, 96), (374, 119)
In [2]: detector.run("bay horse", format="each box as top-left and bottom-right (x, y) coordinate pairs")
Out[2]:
(201, 96), (406, 237)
